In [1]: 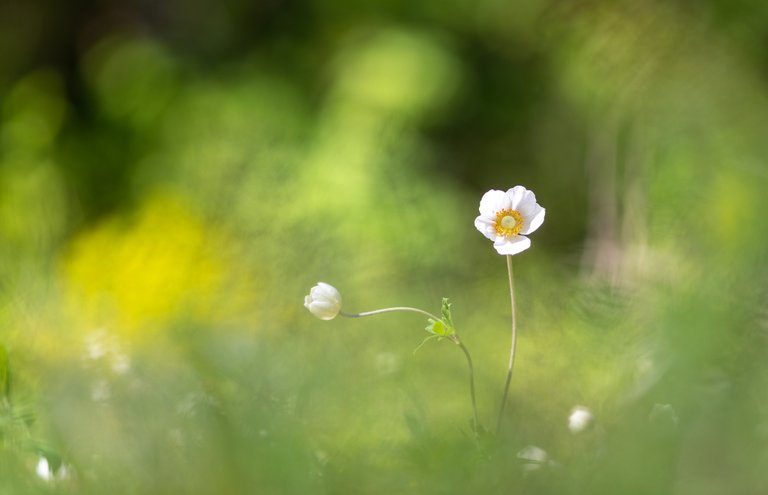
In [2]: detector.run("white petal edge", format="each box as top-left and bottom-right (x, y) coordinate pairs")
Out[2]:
(493, 235), (531, 255)
(474, 216), (496, 240)
(313, 282), (341, 305)
(478, 190), (512, 217)
(515, 189), (538, 213)
(520, 206), (545, 235)
(507, 186), (530, 210)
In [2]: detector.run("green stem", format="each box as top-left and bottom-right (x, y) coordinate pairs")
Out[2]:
(496, 255), (517, 434)
(341, 307), (441, 321)
(453, 336), (480, 435)
(342, 306), (482, 434)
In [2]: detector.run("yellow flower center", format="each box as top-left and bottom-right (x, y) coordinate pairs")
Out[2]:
(494, 209), (523, 237)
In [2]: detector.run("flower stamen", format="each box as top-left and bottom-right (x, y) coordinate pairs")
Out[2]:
(494, 209), (523, 237)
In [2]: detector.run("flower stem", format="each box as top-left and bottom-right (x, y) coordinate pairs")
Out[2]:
(496, 254), (517, 434)
(341, 306), (481, 435)
(452, 336), (480, 435)
(341, 307), (441, 321)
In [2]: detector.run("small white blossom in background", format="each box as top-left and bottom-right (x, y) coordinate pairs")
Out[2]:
(649, 403), (679, 426)
(304, 282), (342, 320)
(83, 330), (131, 375)
(474, 186), (546, 255)
(315, 450), (329, 467)
(568, 405), (594, 433)
(111, 352), (131, 374)
(84, 331), (108, 360)
(90, 379), (111, 402)
(374, 352), (399, 376)
(517, 445), (548, 472)
(35, 457), (72, 482)
(35, 457), (51, 481)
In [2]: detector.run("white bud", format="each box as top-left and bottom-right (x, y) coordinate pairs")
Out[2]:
(304, 282), (342, 320)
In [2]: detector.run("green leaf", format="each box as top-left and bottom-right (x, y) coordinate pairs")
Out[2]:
(425, 318), (455, 338)
(441, 298), (453, 327)
(425, 318), (448, 336)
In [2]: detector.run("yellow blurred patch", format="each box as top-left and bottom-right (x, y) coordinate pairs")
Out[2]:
(62, 195), (227, 339)
(712, 172), (756, 249)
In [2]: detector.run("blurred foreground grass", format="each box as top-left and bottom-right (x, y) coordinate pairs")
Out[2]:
(2, 1), (768, 493)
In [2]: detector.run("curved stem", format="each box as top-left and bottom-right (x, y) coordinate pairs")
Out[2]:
(342, 306), (481, 434)
(496, 255), (517, 434)
(341, 307), (441, 322)
(454, 337), (479, 435)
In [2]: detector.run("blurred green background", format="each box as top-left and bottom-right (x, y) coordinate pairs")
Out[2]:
(2, 0), (768, 493)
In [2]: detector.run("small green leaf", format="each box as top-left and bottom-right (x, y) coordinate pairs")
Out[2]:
(425, 318), (448, 336)
(425, 318), (456, 339)
(441, 298), (454, 327)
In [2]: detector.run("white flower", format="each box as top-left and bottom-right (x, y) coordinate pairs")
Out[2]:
(568, 405), (594, 433)
(35, 457), (52, 481)
(304, 282), (342, 320)
(35, 456), (72, 482)
(517, 445), (549, 472)
(474, 186), (545, 255)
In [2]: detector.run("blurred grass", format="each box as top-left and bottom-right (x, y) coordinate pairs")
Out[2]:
(1, 0), (768, 493)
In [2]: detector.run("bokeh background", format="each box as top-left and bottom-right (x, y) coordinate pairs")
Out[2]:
(2, 0), (768, 493)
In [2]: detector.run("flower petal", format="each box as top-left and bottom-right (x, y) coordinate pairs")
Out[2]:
(479, 190), (512, 217)
(515, 188), (538, 211)
(309, 301), (339, 320)
(474, 216), (496, 240)
(313, 282), (341, 305)
(507, 186), (531, 209)
(520, 205), (545, 235)
(493, 235), (531, 255)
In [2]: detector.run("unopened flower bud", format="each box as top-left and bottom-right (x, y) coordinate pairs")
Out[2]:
(304, 282), (342, 320)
